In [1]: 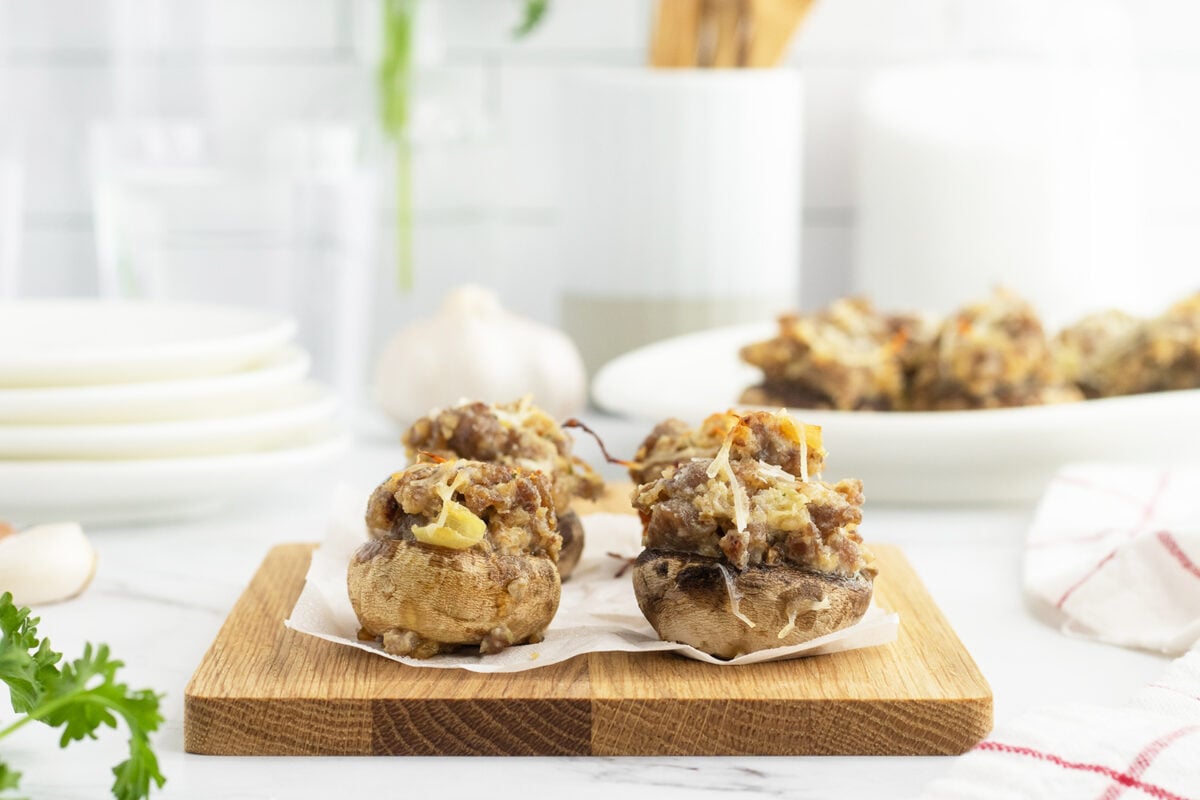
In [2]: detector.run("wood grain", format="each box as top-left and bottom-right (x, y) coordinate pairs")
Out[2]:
(184, 525), (992, 756)
(648, 0), (816, 68)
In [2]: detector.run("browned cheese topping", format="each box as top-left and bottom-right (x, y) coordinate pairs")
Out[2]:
(364, 459), (560, 561)
(739, 297), (935, 411)
(742, 288), (1200, 411)
(1067, 292), (1200, 398)
(908, 289), (1083, 410)
(403, 397), (603, 513)
(631, 412), (872, 578)
(631, 409), (826, 485)
(1053, 309), (1141, 393)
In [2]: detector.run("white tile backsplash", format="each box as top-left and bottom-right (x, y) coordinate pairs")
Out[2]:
(15, 224), (97, 296)
(204, 0), (349, 53)
(437, 0), (647, 60)
(3, 0), (1200, 330)
(5, 63), (111, 218)
(1140, 66), (1200, 215)
(203, 62), (369, 120)
(794, 0), (954, 63)
(1122, 0), (1200, 64)
(0, 0), (113, 54)
(492, 63), (564, 212)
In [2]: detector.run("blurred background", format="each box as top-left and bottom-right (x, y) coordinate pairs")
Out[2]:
(1, 0), (1196, 376)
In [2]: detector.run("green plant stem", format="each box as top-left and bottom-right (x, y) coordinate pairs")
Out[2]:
(0, 690), (131, 742)
(396, 140), (413, 292)
(375, 0), (549, 293)
(378, 0), (417, 292)
(0, 713), (33, 742)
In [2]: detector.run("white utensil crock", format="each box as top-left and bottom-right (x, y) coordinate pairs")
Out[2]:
(854, 64), (1144, 327)
(559, 68), (803, 373)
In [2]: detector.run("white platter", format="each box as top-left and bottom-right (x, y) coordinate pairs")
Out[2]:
(0, 346), (310, 423)
(0, 300), (296, 386)
(592, 323), (1200, 505)
(0, 429), (348, 525)
(0, 381), (337, 459)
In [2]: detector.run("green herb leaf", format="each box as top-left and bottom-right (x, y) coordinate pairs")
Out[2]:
(111, 735), (164, 800)
(514, 0), (550, 38)
(0, 757), (22, 795)
(0, 595), (61, 715)
(0, 593), (166, 800)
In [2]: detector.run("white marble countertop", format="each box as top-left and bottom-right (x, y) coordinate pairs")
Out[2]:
(3, 414), (1170, 800)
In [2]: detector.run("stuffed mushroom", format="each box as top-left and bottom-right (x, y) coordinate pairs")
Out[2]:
(630, 410), (876, 659)
(349, 458), (561, 658)
(402, 397), (603, 578)
(738, 297), (935, 411)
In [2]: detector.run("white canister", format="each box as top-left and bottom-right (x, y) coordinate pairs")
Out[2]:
(0, 158), (19, 299)
(854, 63), (1144, 327)
(559, 68), (803, 374)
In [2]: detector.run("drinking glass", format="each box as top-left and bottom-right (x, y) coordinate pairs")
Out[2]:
(91, 121), (378, 400)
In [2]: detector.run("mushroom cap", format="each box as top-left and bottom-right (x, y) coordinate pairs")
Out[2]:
(556, 510), (585, 580)
(348, 538), (561, 655)
(632, 549), (873, 660)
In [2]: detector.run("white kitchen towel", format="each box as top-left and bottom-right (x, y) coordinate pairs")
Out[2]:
(922, 644), (1200, 800)
(1024, 464), (1200, 656)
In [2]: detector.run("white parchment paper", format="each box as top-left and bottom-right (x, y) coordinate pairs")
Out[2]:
(285, 488), (899, 671)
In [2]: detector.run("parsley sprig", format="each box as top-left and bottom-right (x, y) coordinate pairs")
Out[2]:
(0, 592), (165, 800)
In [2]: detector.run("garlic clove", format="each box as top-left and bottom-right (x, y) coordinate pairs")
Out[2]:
(374, 285), (588, 426)
(0, 522), (97, 606)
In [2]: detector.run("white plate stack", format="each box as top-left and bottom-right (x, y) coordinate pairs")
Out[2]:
(0, 300), (347, 524)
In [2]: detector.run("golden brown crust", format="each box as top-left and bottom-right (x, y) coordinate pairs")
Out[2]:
(402, 398), (603, 514)
(630, 409), (827, 486)
(348, 538), (561, 658)
(738, 298), (934, 411)
(906, 291), (1082, 410)
(632, 549), (873, 659)
(365, 460), (560, 561)
(740, 290), (1107, 411)
(1066, 292), (1200, 397)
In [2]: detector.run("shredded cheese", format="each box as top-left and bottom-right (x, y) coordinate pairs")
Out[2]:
(752, 461), (793, 482)
(491, 394), (535, 429)
(717, 562), (756, 628)
(706, 427), (749, 533)
(776, 597), (832, 639)
(777, 608), (800, 639)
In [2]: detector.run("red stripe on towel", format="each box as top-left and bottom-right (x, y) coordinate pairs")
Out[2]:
(975, 741), (1191, 800)
(1057, 551), (1118, 609)
(1137, 474), (1171, 528)
(1053, 474), (1171, 609)
(1097, 726), (1199, 800)
(1157, 532), (1200, 582)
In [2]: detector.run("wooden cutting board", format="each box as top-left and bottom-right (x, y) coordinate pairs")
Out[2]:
(184, 533), (992, 756)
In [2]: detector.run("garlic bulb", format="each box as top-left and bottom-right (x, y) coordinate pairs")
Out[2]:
(0, 522), (97, 605)
(374, 285), (588, 425)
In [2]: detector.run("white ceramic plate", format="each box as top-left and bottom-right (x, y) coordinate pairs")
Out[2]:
(0, 300), (297, 386)
(0, 381), (337, 459)
(592, 323), (1200, 505)
(0, 346), (310, 423)
(0, 429), (348, 524)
